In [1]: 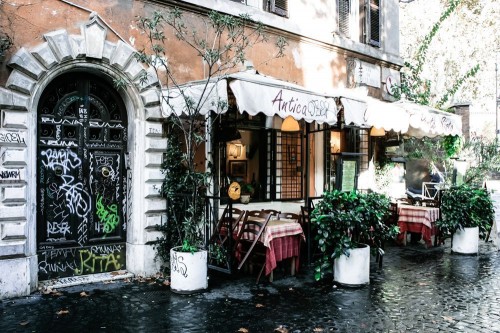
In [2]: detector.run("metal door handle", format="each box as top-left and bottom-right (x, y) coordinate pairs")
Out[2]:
(54, 166), (63, 176)
(101, 167), (110, 178)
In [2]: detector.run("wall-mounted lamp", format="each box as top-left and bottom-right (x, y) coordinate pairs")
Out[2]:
(281, 116), (300, 132)
(330, 131), (341, 153)
(370, 127), (386, 137)
(228, 143), (244, 158)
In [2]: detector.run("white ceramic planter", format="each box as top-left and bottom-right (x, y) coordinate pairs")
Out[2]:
(334, 244), (370, 286)
(170, 247), (208, 294)
(452, 226), (479, 254)
(240, 195), (250, 204)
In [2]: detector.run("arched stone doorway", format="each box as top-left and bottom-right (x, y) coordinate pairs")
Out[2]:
(0, 14), (165, 298)
(36, 72), (128, 280)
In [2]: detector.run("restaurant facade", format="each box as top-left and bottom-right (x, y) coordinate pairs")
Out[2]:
(0, 0), (462, 298)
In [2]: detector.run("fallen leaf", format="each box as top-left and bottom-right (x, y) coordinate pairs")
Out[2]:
(19, 321), (29, 326)
(255, 303), (265, 308)
(274, 325), (289, 333)
(237, 328), (249, 333)
(162, 280), (170, 286)
(442, 316), (454, 322)
(110, 270), (127, 276)
(313, 328), (324, 332)
(80, 291), (89, 297)
(56, 309), (69, 315)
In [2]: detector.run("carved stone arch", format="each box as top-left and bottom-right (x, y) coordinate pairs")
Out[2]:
(0, 15), (165, 296)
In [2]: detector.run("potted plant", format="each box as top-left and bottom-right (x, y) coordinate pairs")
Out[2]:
(311, 190), (399, 286)
(132, 8), (287, 294)
(239, 182), (254, 204)
(436, 184), (494, 254)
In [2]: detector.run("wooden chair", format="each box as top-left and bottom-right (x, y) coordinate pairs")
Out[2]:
(299, 206), (309, 228)
(234, 210), (272, 283)
(277, 212), (300, 222)
(210, 206), (245, 246)
(262, 209), (280, 216)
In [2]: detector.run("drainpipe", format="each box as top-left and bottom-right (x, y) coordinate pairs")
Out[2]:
(305, 125), (311, 265)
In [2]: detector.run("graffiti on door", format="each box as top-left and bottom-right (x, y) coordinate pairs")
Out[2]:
(37, 73), (128, 280)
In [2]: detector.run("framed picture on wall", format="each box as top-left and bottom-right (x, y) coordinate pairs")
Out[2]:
(229, 160), (247, 179)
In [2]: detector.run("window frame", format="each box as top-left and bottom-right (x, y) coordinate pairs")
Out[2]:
(365, 0), (381, 47)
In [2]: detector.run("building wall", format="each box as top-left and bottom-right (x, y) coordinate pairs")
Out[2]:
(0, 0), (402, 298)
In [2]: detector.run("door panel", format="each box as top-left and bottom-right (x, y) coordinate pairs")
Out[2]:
(37, 73), (128, 280)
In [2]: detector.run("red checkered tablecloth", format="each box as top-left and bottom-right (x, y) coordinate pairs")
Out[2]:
(236, 218), (305, 276)
(397, 204), (440, 247)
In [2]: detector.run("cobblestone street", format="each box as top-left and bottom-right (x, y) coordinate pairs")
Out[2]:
(2, 241), (500, 333)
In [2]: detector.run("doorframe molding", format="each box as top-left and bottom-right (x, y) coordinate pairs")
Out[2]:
(0, 15), (166, 298)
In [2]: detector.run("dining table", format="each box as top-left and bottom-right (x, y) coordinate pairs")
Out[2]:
(397, 204), (440, 247)
(236, 216), (305, 279)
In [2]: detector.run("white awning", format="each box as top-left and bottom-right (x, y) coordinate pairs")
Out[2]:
(365, 98), (410, 133)
(395, 101), (462, 138)
(161, 79), (228, 117)
(162, 70), (338, 125)
(228, 71), (338, 125)
(340, 95), (410, 133)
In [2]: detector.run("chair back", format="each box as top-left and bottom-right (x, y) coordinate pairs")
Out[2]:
(300, 205), (310, 227)
(210, 206), (245, 245)
(234, 210), (272, 270)
(261, 209), (280, 216)
(277, 212), (300, 222)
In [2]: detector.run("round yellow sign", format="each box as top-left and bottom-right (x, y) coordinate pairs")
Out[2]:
(228, 181), (241, 200)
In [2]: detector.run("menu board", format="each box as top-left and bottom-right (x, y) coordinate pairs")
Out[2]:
(341, 160), (357, 192)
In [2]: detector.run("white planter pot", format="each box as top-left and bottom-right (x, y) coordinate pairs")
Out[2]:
(170, 247), (208, 294)
(452, 226), (479, 254)
(240, 195), (251, 204)
(334, 244), (370, 286)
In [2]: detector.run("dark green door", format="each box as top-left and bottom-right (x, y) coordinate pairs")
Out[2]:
(36, 73), (128, 280)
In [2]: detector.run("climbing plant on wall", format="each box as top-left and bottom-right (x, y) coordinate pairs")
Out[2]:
(118, 7), (287, 269)
(394, 0), (483, 177)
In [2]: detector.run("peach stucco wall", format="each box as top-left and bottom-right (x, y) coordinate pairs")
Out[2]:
(0, 0), (348, 91)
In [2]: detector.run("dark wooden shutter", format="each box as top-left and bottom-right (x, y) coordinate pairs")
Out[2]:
(337, 0), (350, 36)
(270, 0), (288, 17)
(367, 0), (381, 47)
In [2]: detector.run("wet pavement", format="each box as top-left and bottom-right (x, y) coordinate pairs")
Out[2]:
(2, 240), (500, 333)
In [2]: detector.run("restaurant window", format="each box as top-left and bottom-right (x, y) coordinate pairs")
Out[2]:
(218, 110), (302, 202)
(325, 127), (368, 191)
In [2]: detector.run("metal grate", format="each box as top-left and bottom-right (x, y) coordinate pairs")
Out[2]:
(275, 131), (302, 200)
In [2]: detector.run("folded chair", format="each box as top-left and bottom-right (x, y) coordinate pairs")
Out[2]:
(210, 206), (245, 246)
(234, 210), (272, 283)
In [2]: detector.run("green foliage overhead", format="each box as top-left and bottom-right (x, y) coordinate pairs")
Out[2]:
(131, 7), (287, 262)
(394, 0), (479, 108)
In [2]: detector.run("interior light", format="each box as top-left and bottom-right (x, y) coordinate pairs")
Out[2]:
(370, 127), (386, 137)
(281, 116), (300, 132)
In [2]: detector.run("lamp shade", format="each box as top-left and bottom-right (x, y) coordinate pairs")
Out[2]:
(370, 127), (386, 137)
(281, 116), (300, 132)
